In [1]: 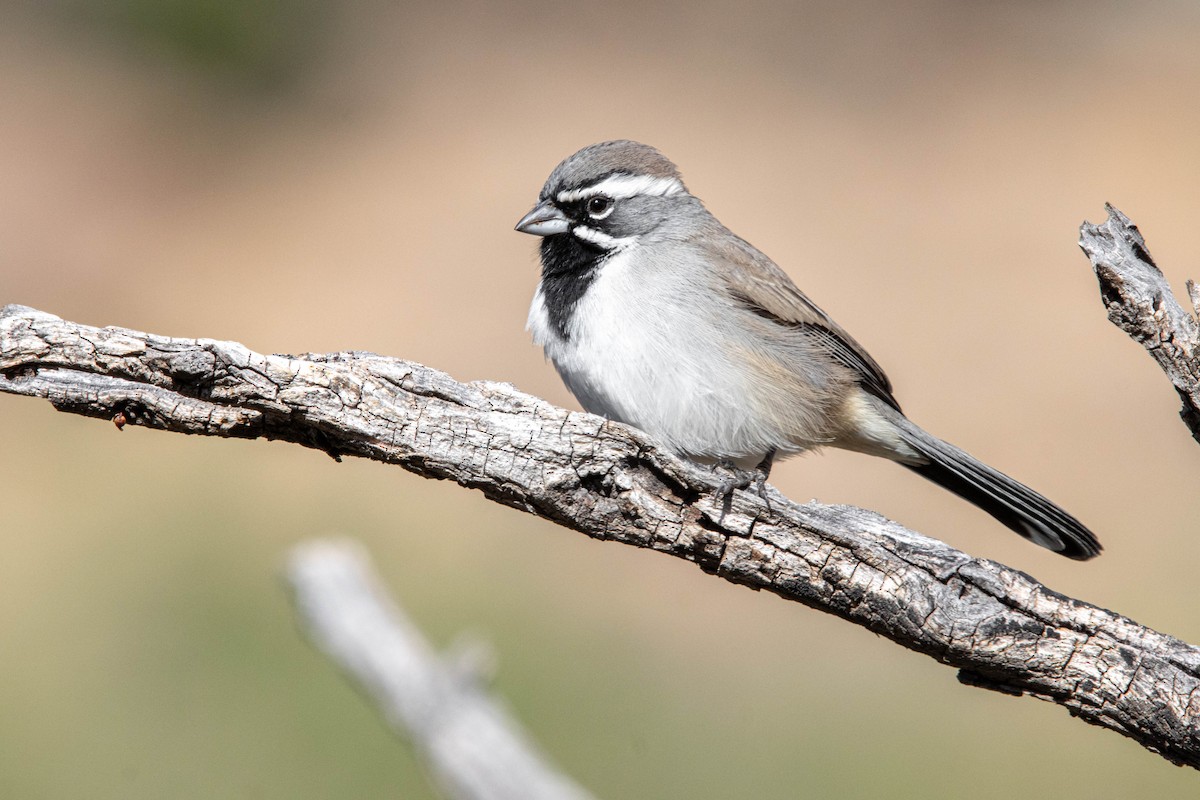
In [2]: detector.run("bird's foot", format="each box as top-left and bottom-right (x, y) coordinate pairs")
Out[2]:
(750, 449), (775, 512)
(712, 460), (752, 519)
(711, 450), (775, 523)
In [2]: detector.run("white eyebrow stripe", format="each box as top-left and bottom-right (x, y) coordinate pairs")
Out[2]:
(557, 174), (684, 204)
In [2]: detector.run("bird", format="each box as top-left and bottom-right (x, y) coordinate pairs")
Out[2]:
(514, 140), (1100, 560)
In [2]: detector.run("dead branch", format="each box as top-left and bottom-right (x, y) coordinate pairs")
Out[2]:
(2, 291), (1197, 769)
(287, 539), (595, 800)
(1080, 204), (1200, 442)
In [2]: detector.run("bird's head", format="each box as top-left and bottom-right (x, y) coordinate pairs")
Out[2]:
(515, 140), (696, 252)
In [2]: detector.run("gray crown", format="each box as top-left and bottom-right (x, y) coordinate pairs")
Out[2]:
(540, 140), (687, 199)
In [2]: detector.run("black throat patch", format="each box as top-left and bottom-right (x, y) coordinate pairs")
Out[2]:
(539, 233), (609, 340)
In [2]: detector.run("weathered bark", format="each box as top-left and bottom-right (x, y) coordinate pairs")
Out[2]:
(1, 293), (1198, 769)
(288, 539), (595, 800)
(1080, 204), (1200, 442)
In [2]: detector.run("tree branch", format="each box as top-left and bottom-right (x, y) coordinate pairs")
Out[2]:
(2, 301), (1198, 769)
(287, 539), (595, 800)
(1080, 204), (1200, 443)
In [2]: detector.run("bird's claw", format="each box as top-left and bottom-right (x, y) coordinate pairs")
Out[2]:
(712, 450), (775, 524)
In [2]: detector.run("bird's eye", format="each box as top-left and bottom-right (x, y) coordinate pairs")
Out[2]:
(586, 195), (614, 219)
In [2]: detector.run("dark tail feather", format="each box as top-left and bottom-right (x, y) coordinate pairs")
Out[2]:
(892, 417), (1102, 560)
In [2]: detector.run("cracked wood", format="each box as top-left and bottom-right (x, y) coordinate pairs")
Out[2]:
(1080, 204), (1200, 443)
(2, 301), (1198, 769)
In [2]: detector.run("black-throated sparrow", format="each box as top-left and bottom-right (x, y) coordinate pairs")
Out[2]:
(515, 140), (1100, 560)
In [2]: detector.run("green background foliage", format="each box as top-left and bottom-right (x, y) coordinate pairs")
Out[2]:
(2, 1), (1198, 796)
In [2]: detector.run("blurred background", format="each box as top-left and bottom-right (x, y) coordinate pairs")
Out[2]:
(2, 0), (1199, 796)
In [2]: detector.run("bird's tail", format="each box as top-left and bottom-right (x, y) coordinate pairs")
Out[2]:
(888, 413), (1101, 560)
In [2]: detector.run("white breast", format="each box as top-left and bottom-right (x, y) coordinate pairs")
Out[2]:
(527, 249), (791, 461)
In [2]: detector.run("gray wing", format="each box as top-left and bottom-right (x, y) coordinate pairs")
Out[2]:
(700, 231), (902, 412)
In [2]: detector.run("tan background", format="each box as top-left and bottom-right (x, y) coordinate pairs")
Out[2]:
(2, 1), (1199, 796)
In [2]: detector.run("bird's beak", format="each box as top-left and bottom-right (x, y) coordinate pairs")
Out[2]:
(514, 201), (569, 236)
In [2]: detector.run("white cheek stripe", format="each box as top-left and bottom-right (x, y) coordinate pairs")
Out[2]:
(572, 225), (636, 251)
(557, 174), (683, 204)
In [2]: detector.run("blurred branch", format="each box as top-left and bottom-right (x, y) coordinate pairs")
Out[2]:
(287, 539), (595, 800)
(1080, 204), (1200, 443)
(2, 302), (1199, 769)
